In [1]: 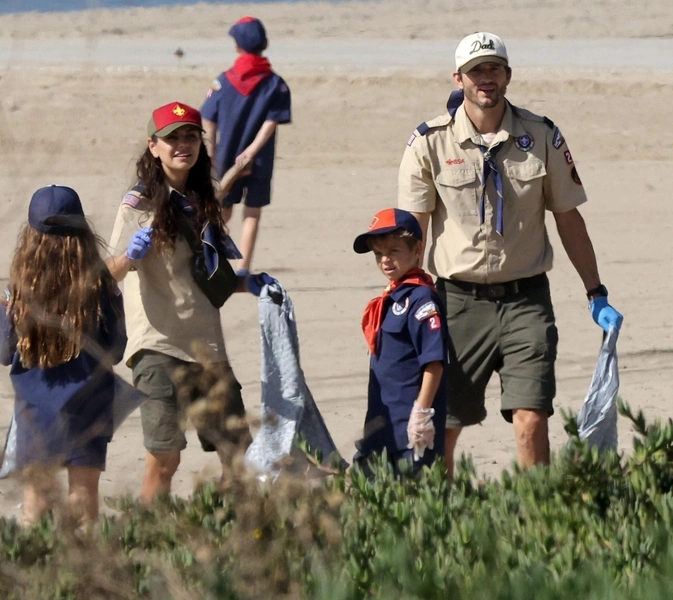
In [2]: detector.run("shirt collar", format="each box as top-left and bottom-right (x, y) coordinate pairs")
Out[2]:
(453, 101), (527, 147)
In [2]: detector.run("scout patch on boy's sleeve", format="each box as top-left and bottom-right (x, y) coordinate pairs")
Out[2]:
(414, 301), (439, 322)
(428, 315), (441, 331)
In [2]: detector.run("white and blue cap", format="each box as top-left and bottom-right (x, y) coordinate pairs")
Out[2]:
(28, 185), (86, 236)
(455, 32), (508, 73)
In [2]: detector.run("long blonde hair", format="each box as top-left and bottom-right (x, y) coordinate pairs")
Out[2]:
(8, 223), (118, 369)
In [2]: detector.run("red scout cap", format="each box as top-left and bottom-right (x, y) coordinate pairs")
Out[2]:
(353, 208), (423, 254)
(147, 102), (202, 138)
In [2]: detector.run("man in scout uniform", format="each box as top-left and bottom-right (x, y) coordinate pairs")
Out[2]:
(397, 32), (623, 478)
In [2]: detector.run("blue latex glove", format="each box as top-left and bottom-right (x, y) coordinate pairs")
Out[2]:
(126, 227), (154, 261)
(246, 272), (278, 297)
(590, 296), (623, 333)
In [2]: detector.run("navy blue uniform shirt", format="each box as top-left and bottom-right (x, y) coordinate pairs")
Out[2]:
(201, 72), (292, 179)
(360, 284), (448, 462)
(0, 286), (127, 469)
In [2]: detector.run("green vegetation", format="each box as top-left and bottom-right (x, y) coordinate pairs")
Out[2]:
(2, 399), (673, 599)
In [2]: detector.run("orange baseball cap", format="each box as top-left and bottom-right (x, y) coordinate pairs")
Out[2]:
(353, 208), (423, 254)
(147, 102), (202, 137)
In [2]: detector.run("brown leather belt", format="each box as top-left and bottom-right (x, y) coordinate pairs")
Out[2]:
(436, 273), (548, 300)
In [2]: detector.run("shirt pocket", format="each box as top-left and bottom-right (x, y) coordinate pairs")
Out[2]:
(434, 167), (479, 216)
(503, 158), (547, 206)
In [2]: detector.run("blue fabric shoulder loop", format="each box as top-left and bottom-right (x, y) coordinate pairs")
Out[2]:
(446, 89), (464, 118)
(416, 122), (430, 136)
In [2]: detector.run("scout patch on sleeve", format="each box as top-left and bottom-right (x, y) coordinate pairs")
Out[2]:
(571, 166), (582, 185)
(122, 191), (141, 208)
(406, 133), (417, 147)
(428, 315), (441, 331)
(552, 128), (565, 149)
(414, 301), (439, 322)
(564, 150), (573, 165)
(206, 78), (222, 98)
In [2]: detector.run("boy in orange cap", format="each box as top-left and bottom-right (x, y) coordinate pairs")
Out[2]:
(353, 208), (448, 475)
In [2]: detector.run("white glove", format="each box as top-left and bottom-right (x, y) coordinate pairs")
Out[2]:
(406, 402), (435, 461)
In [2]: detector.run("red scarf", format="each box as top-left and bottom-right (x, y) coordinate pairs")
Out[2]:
(225, 54), (273, 96)
(362, 269), (436, 356)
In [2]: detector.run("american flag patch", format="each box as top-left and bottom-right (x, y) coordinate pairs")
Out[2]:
(407, 133), (417, 147)
(122, 192), (140, 208)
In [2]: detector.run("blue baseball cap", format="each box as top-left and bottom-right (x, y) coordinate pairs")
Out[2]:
(353, 208), (423, 254)
(229, 17), (268, 54)
(28, 185), (87, 236)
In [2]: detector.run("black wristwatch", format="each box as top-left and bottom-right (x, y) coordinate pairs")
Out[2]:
(586, 284), (608, 300)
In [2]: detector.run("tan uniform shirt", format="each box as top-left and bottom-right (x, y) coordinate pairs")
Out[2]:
(109, 190), (227, 366)
(398, 101), (587, 283)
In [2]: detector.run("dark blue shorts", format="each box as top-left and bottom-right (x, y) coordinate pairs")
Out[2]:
(223, 176), (271, 209)
(15, 404), (109, 471)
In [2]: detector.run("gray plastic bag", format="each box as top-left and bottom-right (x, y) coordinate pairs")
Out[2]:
(575, 327), (620, 452)
(245, 283), (347, 477)
(0, 375), (146, 479)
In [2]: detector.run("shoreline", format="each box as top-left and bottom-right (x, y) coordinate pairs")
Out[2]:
(2, 38), (673, 72)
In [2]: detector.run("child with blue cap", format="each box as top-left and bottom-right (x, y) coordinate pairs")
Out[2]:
(353, 208), (448, 476)
(1, 185), (127, 524)
(201, 16), (292, 275)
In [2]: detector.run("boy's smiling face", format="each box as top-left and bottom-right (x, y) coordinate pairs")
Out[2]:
(370, 234), (422, 282)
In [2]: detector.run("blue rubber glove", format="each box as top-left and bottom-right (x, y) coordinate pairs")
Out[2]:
(245, 272), (278, 297)
(590, 296), (623, 333)
(126, 227), (154, 261)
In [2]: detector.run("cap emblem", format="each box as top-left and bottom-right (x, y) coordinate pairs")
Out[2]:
(470, 39), (495, 54)
(172, 104), (186, 117)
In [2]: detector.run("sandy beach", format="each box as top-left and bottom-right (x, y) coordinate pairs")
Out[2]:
(0, 0), (672, 520)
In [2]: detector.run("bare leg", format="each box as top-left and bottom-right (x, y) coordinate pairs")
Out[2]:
(512, 408), (550, 468)
(22, 472), (53, 526)
(444, 428), (463, 482)
(237, 206), (262, 272)
(140, 451), (180, 504)
(67, 465), (101, 523)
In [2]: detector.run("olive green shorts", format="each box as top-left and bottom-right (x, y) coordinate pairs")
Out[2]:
(131, 350), (250, 453)
(437, 276), (558, 427)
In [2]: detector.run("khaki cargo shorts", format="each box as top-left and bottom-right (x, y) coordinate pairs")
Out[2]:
(131, 350), (251, 453)
(436, 275), (558, 427)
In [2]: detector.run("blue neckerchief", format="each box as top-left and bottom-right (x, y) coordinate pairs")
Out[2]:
(446, 89), (505, 236)
(171, 190), (242, 277)
(478, 144), (505, 236)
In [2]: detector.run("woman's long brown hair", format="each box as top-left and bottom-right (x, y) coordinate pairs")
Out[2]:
(135, 141), (225, 252)
(8, 224), (119, 369)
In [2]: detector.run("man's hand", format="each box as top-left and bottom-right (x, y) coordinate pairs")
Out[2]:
(125, 227), (154, 261)
(590, 297), (623, 333)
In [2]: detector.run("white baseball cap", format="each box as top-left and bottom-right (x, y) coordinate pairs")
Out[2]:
(455, 32), (508, 73)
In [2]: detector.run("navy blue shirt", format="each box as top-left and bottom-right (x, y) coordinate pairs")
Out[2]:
(360, 284), (448, 460)
(0, 286), (127, 468)
(200, 71), (292, 179)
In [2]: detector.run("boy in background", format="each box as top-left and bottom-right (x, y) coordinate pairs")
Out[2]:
(201, 16), (292, 274)
(353, 208), (448, 476)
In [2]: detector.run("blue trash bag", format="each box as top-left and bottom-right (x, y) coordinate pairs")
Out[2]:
(0, 375), (146, 479)
(574, 327), (620, 452)
(245, 282), (348, 478)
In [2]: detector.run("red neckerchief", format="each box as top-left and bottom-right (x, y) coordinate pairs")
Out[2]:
(362, 268), (435, 356)
(225, 54), (273, 96)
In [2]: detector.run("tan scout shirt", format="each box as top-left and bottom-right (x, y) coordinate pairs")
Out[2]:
(109, 189), (226, 366)
(398, 101), (587, 283)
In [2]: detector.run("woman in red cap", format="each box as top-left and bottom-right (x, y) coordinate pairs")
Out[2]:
(106, 102), (274, 503)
